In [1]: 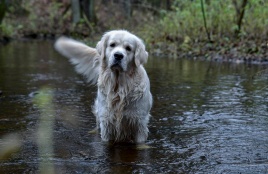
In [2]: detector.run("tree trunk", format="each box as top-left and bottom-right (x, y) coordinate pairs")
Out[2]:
(122, 0), (132, 19)
(71, 0), (81, 23)
(200, 0), (212, 42)
(81, 0), (96, 23)
(0, 0), (6, 24)
(232, 0), (248, 37)
(166, 0), (172, 10)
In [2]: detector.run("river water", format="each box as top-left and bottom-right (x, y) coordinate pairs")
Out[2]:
(0, 41), (268, 173)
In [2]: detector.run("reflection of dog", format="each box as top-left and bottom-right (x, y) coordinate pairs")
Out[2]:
(54, 30), (152, 143)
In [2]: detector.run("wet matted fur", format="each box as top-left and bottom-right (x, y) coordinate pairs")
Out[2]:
(54, 30), (152, 143)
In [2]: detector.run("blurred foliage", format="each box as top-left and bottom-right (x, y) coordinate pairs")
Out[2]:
(139, 0), (268, 60)
(1, 0), (267, 39)
(0, 133), (22, 160)
(33, 87), (56, 174)
(141, 0), (268, 42)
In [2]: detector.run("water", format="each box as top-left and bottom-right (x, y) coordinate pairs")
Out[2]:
(0, 41), (267, 173)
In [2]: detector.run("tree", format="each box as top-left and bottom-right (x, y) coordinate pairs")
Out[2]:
(71, 0), (81, 23)
(232, 0), (248, 37)
(122, 0), (132, 19)
(71, 0), (96, 24)
(81, 0), (96, 23)
(0, 0), (6, 25)
(200, 0), (212, 42)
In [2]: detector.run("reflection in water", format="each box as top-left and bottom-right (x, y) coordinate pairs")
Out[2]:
(105, 145), (151, 173)
(0, 41), (267, 173)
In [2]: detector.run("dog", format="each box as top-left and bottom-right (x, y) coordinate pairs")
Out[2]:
(54, 30), (152, 143)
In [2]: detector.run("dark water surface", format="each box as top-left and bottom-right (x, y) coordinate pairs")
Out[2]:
(0, 41), (268, 173)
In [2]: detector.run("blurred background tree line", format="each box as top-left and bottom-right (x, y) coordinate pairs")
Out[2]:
(0, 0), (267, 60)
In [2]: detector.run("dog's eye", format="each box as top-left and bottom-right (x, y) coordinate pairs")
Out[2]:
(125, 46), (132, 51)
(110, 43), (116, 47)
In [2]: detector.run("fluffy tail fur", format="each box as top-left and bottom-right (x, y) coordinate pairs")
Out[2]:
(54, 37), (100, 84)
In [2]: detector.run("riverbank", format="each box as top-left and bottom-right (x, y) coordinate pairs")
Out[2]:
(148, 38), (268, 64)
(1, 33), (267, 65)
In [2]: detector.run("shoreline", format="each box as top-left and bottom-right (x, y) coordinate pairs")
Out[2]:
(1, 34), (267, 65)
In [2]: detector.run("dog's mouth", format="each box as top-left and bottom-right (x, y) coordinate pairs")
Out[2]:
(111, 62), (123, 72)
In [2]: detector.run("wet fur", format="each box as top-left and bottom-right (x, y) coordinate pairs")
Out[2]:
(54, 30), (152, 143)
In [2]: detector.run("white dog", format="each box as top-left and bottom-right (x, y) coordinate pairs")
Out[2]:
(54, 30), (152, 143)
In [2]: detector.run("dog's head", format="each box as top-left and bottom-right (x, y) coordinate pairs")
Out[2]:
(96, 30), (148, 72)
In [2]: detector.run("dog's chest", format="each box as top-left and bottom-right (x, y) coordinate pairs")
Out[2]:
(99, 77), (145, 108)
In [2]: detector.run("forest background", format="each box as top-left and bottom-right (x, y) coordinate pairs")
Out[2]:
(0, 0), (267, 62)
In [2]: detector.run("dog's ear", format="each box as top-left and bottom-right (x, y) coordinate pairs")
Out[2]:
(96, 32), (109, 60)
(135, 39), (148, 67)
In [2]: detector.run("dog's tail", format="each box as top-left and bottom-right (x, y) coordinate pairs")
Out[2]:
(54, 37), (100, 84)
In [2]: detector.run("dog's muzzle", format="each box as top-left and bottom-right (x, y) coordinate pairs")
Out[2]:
(111, 52), (124, 71)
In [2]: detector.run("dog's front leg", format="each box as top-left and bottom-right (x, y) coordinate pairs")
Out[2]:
(134, 117), (149, 143)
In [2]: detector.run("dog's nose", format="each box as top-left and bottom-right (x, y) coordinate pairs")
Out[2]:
(114, 52), (124, 61)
